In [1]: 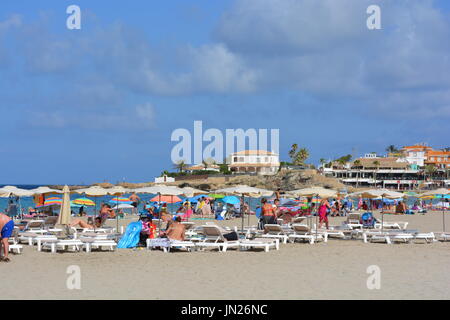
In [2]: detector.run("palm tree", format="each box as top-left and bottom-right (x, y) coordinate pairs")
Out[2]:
(319, 158), (326, 169)
(295, 148), (309, 165)
(385, 145), (398, 154)
(424, 164), (437, 184)
(372, 160), (380, 187)
(174, 160), (186, 173)
(289, 144), (298, 163)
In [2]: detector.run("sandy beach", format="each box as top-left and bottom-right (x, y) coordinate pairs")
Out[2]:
(1, 211), (449, 300)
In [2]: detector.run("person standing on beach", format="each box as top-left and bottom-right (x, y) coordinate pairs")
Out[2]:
(261, 198), (277, 227)
(0, 212), (14, 262)
(318, 199), (331, 230)
(129, 192), (140, 214)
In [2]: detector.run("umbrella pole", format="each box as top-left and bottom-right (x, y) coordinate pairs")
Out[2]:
(158, 193), (162, 233)
(241, 194), (244, 233)
(116, 194), (119, 233)
(315, 195), (318, 239)
(247, 197), (250, 227)
(443, 196), (446, 233)
(381, 196), (384, 233)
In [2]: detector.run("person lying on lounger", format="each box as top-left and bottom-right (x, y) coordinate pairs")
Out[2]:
(69, 217), (103, 229)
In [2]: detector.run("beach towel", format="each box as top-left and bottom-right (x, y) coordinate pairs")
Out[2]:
(117, 221), (142, 249)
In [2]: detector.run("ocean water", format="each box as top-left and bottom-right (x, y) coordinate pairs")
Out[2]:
(0, 185), (181, 216)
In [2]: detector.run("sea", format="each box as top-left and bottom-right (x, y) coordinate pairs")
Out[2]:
(0, 184), (180, 216)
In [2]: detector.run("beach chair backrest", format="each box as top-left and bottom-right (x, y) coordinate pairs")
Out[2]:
(293, 217), (307, 224)
(347, 213), (361, 223)
(182, 222), (195, 230)
(264, 224), (283, 234)
(26, 220), (44, 230)
(202, 225), (225, 241)
(292, 224), (310, 234)
(44, 216), (58, 227)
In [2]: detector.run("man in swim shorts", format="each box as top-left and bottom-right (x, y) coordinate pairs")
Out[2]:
(0, 212), (14, 262)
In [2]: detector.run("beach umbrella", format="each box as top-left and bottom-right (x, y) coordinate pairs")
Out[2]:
(0, 185), (34, 197)
(208, 193), (225, 199)
(181, 187), (208, 197)
(57, 185), (71, 226)
(133, 185), (185, 226)
(0, 186), (35, 219)
(112, 203), (134, 210)
(287, 187), (338, 199)
(105, 186), (130, 231)
(109, 197), (132, 204)
(29, 186), (63, 195)
(74, 185), (108, 217)
(222, 196), (240, 205)
(420, 188), (450, 232)
(72, 198), (95, 206)
(214, 185), (274, 231)
(43, 197), (63, 206)
(285, 187), (339, 237)
(149, 195), (182, 203)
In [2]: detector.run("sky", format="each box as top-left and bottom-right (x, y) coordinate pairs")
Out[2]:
(0, 0), (449, 185)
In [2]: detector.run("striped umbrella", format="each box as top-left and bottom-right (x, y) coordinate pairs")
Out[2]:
(150, 195), (182, 203)
(43, 197), (62, 206)
(109, 197), (132, 204)
(72, 198), (96, 206)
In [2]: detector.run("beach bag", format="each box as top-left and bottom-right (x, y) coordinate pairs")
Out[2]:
(117, 221), (142, 249)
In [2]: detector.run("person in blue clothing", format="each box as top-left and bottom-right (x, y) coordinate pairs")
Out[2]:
(0, 212), (14, 262)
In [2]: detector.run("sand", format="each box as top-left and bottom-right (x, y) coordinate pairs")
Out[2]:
(1, 211), (450, 300)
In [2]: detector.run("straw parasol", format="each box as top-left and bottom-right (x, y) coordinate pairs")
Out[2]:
(348, 188), (406, 232)
(57, 185), (71, 226)
(180, 187), (208, 198)
(214, 185), (274, 232)
(285, 187), (339, 237)
(74, 185), (109, 217)
(133, 185), (185, 228)
(420, 188), (450, 232)
(106, 186), (130, 231)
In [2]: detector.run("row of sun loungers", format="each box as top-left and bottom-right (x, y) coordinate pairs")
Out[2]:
(9, 211), (450, 255)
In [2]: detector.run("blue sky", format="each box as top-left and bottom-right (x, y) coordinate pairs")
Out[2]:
(1, 0), (449, 185)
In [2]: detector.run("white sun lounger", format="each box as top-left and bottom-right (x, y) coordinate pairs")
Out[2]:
(346, 213), (363, 229)
(437, 232), (450, 242)
(41, 239), (84, 253)
(414, 232), (436, 243)
(374, 221), (409, 230)
(261, 224), (290, 244)
(81, 238), (117, 252)
(288, 224), (325, 244)
(363, 231), (392, 244)
(195, 225), (240, 252)
(239, 238), (279, 252)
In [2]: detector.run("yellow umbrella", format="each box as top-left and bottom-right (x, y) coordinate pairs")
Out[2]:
(57, 185), (71, 226)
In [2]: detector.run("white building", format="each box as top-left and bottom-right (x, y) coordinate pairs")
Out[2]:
(155, 175), (175, 183)
(401, 145), (432, 167)
(228, 150), (280, 175)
